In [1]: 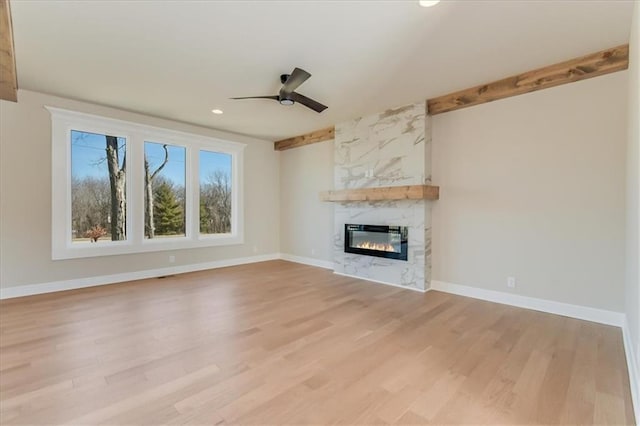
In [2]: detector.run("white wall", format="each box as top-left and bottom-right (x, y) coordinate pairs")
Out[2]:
(0, 90), (280, 289)
(625, 0), (640, 405)
(279, 71), (629, 312)
(279, 141), (334, 263)
(432, 72), (628, 312)
(0, 66), (631, 316)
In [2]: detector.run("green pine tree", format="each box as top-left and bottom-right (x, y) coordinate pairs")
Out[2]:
(154, 182), (183, 235)
(200, 200), (212, 234)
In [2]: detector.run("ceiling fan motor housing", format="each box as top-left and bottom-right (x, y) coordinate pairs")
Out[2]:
(231, 68), (327, 113)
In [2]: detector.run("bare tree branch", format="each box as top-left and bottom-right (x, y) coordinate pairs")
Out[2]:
(144, 144), (170, 239)
(150, 144), (169, 180)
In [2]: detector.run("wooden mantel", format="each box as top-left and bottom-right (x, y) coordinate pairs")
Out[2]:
(320, 185), (439, 202)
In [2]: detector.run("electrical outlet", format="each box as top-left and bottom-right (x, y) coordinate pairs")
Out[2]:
(507, 276), (516, 289)
(169, 255), (175, 263)
(253, 245), (258, 253)
(311, 248), (316, 256)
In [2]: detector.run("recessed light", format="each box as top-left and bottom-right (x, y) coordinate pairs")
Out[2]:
(419, 0), (440, 7)
(211, 109), (223, 115)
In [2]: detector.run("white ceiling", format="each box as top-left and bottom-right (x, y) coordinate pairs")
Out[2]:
(11, 0), (634, 142)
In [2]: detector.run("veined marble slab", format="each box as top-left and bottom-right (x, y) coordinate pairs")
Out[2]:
(333, 102), (432, 291)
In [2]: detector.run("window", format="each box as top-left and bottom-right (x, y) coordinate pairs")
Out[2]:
(50, 107), (245, 260)
(144, 142), (186, 239)
(199, 151), (232, 235)
(71, 130), (127, 244)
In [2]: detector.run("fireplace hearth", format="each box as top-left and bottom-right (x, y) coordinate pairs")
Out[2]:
(344, 224), (408, 261)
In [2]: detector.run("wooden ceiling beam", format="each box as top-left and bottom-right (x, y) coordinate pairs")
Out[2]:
(0, 0), (17, 102)
(274, 126), (334, 151)
(274, 45), (629, 150)
(427, 44), (629, 115)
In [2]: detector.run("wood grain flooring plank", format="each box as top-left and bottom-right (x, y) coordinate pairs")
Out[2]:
(0, 260), (634, 425)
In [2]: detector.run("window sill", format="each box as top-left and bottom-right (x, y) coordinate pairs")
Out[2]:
(52, 234), (244, 260)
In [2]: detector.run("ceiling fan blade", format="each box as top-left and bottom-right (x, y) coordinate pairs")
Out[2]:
(290, 92), (328, 113)
(230, 95), (279, 100)
(280, 68), (311, 97)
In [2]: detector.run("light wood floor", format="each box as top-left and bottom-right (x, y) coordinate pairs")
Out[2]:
(0, 260), (635, 425)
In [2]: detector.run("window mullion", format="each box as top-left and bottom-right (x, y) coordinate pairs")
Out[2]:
(130, 132), (144, 245)
(188, 146), (199, 240)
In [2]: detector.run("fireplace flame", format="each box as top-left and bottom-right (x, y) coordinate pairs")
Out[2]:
(355, 241), (396, 252)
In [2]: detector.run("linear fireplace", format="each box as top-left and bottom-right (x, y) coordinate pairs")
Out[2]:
(344, 224), (408, 261)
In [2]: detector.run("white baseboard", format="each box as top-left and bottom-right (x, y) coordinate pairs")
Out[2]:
(623, 318), (640, 422)
(0, 253), (280, 299)
(279, 253), (334, 270)
(0, 260), (625, 327)
(430, 280), (625, 327)
(333, 271), (426, 293)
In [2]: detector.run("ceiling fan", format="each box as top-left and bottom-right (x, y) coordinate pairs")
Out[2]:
(231, 67), (328, 113)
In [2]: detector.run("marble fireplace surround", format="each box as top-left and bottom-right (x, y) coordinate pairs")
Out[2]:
(330, 102), (435, 292)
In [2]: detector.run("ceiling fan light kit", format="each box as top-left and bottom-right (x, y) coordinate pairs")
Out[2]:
(231, 67), (328, 113)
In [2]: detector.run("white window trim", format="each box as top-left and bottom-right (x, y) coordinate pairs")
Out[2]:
(48, 106), (245, 260)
